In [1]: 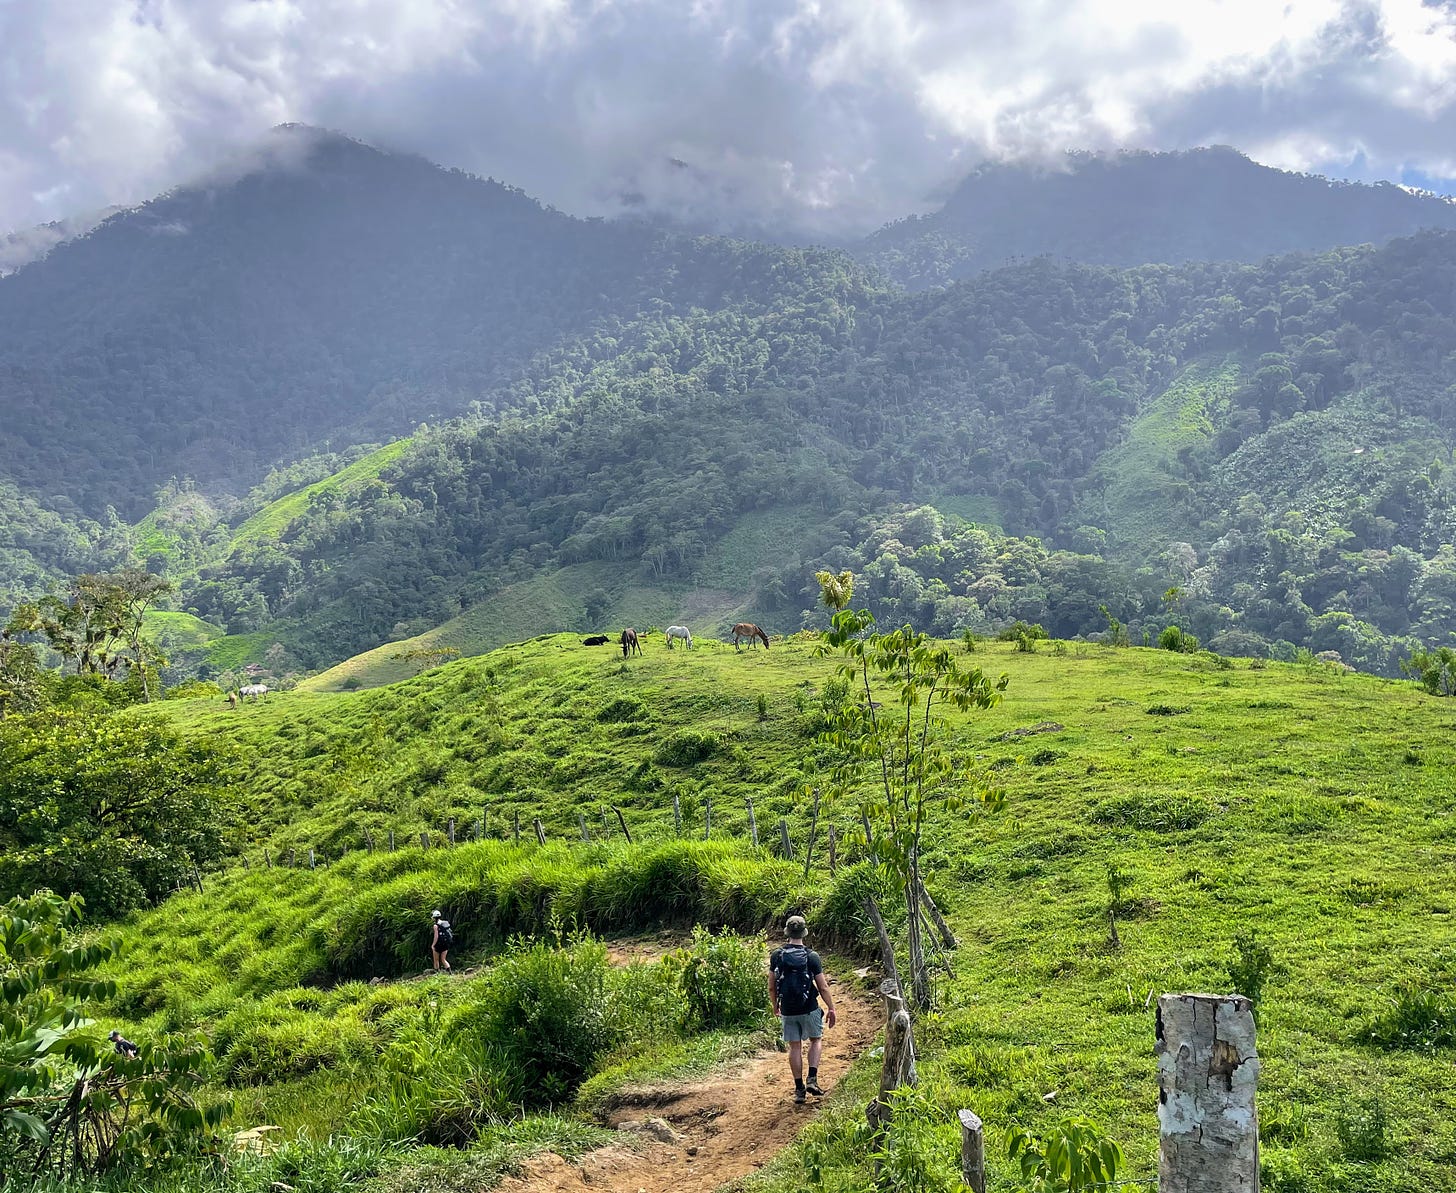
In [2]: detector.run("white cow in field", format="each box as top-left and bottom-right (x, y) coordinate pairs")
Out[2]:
(239, 684), (269, 701)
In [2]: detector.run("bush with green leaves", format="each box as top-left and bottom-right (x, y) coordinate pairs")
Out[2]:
(678, 926), (770, 1033)
(1226, 930), (1284, 1023)
(1400, 646), (1456, 696)
(1006, 1117), (1124, 1192)
(1335, 1093), (1390, 1162)
(1158, 624), (1199, 652)
(653, 730), (722, 766)
(0, 712), (235, 918)
(449, 935), (616, 1106)
(867, 1085), (964, 1193)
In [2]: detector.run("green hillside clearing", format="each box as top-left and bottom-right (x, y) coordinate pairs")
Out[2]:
(101, 632), (1456, 1189)
(229, 439), (413, 550)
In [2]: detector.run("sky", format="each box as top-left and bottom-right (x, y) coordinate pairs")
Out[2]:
(4, 0), (1456, 240)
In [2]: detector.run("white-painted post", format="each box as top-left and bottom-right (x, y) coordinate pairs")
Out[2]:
(1157, 993), (1260, 1193)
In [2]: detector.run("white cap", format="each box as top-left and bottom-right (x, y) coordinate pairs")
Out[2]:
(431, 909), (441, 918)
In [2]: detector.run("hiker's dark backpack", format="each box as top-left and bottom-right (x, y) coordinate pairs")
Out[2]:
(775, 944), (816, 1015)
(436, 920), (454, 948)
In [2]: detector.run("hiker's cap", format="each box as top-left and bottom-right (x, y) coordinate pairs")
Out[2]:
(108, 1030), (120, 1039)
(785, 915), (807, 937)
(431, 909), (441, 918)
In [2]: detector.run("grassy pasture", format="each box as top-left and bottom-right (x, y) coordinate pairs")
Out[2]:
(106, 633), (1456, 1189)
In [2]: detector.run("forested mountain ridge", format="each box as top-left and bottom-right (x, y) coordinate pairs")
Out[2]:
(0, 124), (871, 520)
(860, 147), (1456, 288)
(164, 230), (1456, 679)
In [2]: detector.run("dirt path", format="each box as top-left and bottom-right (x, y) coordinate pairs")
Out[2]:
(496, 964), (881, 1193)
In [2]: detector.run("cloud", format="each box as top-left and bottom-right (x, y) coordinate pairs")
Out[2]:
(4, 0), (1456, 238)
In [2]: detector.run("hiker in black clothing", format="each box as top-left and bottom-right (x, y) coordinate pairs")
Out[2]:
(430, 909), (454, 972)
(769, 914), (837, 1104)
(108, 1029), (139, 1058)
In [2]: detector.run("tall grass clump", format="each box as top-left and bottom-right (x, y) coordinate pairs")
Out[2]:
(448, 935), (616, 1106)
(679, 926), (772, 1032)
(1361, 984), (1456, 1051)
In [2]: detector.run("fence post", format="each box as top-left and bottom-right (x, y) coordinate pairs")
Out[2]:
(388, 829), (395, 852)
(578, 812), (590, 842)
(192, 864), (204, 892)
(308, 849), (316, 870)
(1157, 994), (1260, 1193)
(919, 880), (957, 949)
(241, 854), (250, 871)
(533, 818), (547, 846)
(746, 797), (759, 847)
(288, 848), (297, 868)
(958, 1110), (986, 1193)
(867, 978), (916, 1133)
(704, 794), (712, 840)
(828, 825), (838, 874)
(613, 806), (633, 843)
(264, 847), (272, 869)
(420, 831), (430, 850)
(448, 817), (456, 846)
(364, 828), (374, 853)
(513, 810), (521, 843)
(778, 819), (793, 860)
(672, 791), (682, 835)
(803, 788), (820, 881)
(862, 809), (878, 865)
(476, 818), (484, 842)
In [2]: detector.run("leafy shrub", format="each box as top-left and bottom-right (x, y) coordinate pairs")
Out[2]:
(1145, 703), (1190, 716)
(868, 1085), (965, 1193)
(1006, 1116), (1124, 1191)
(1090, 794), (1211, 831)
(997, 621), (1050, 643)
(1401, 646), (1456, 696)
(450, 936), (616, 1106)
(1361, 984), (1456, 1051)
(1159, 625), (1199, 652)
(678, 927), (769, 1032)
(1335, 1094), (1389, 1162)
(653, 730), (722, 766)
(1226, 931), (1284, 1023)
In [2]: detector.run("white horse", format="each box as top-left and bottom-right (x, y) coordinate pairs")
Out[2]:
(240, 683), (269, 701)
(665, 625), (694, 650)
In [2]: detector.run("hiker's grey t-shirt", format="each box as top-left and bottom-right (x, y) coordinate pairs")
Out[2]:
(770, 947), (823, 1009)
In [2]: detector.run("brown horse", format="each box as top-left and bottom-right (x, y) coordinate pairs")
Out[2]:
(731, 622), (770, 651)
(620, 628), (643, 658)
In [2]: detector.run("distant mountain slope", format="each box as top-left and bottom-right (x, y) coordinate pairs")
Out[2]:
(181, 231), (1456, 677)
(0, 124), (870, 519)
(861, 147), (1456, 288)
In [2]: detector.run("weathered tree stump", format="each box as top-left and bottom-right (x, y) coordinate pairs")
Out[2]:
(1157, 993), (1260, 1192)
(867, 979), (917, 1133)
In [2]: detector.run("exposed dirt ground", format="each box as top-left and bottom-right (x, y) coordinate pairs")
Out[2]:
(495, 955), (881, 1193)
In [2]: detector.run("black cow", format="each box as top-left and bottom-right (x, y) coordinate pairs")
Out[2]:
(582, 635), (610, 646)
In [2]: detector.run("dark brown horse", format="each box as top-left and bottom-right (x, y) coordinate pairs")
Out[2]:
(620, 628), (643, 657)
(731, 622), (770, 651)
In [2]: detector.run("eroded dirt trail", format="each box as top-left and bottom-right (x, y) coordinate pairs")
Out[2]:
(497, 958), (880, 1193)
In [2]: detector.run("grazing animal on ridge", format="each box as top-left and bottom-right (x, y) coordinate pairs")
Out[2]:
(240, 683), (269, 701)
(665, 625), (693, 650)
(620, 628), (642, 658)
(732, 623), (770, 651)
(226, 691), (239, 710)
(582, 635), (610, 646)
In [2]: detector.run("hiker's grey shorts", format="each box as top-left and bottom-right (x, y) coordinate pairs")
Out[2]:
(781, 1008), (823, 1042)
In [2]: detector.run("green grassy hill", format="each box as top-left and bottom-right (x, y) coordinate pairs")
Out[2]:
(97, 632), (1456, 1190)
(229, 440), (414, 551)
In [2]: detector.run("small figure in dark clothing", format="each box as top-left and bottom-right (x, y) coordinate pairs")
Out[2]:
(109, 1029), (139, 1058)
(430, 909), (454, 973)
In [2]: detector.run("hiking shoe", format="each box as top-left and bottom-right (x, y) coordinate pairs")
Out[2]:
(805, 1079), (825, 1097)
(793, 1086), (807, 1104)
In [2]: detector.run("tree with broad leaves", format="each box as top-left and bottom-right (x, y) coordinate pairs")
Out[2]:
(814, 570), (1007, 1010)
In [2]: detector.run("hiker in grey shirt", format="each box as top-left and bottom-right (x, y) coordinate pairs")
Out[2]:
(768, 914), (837, 1104)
